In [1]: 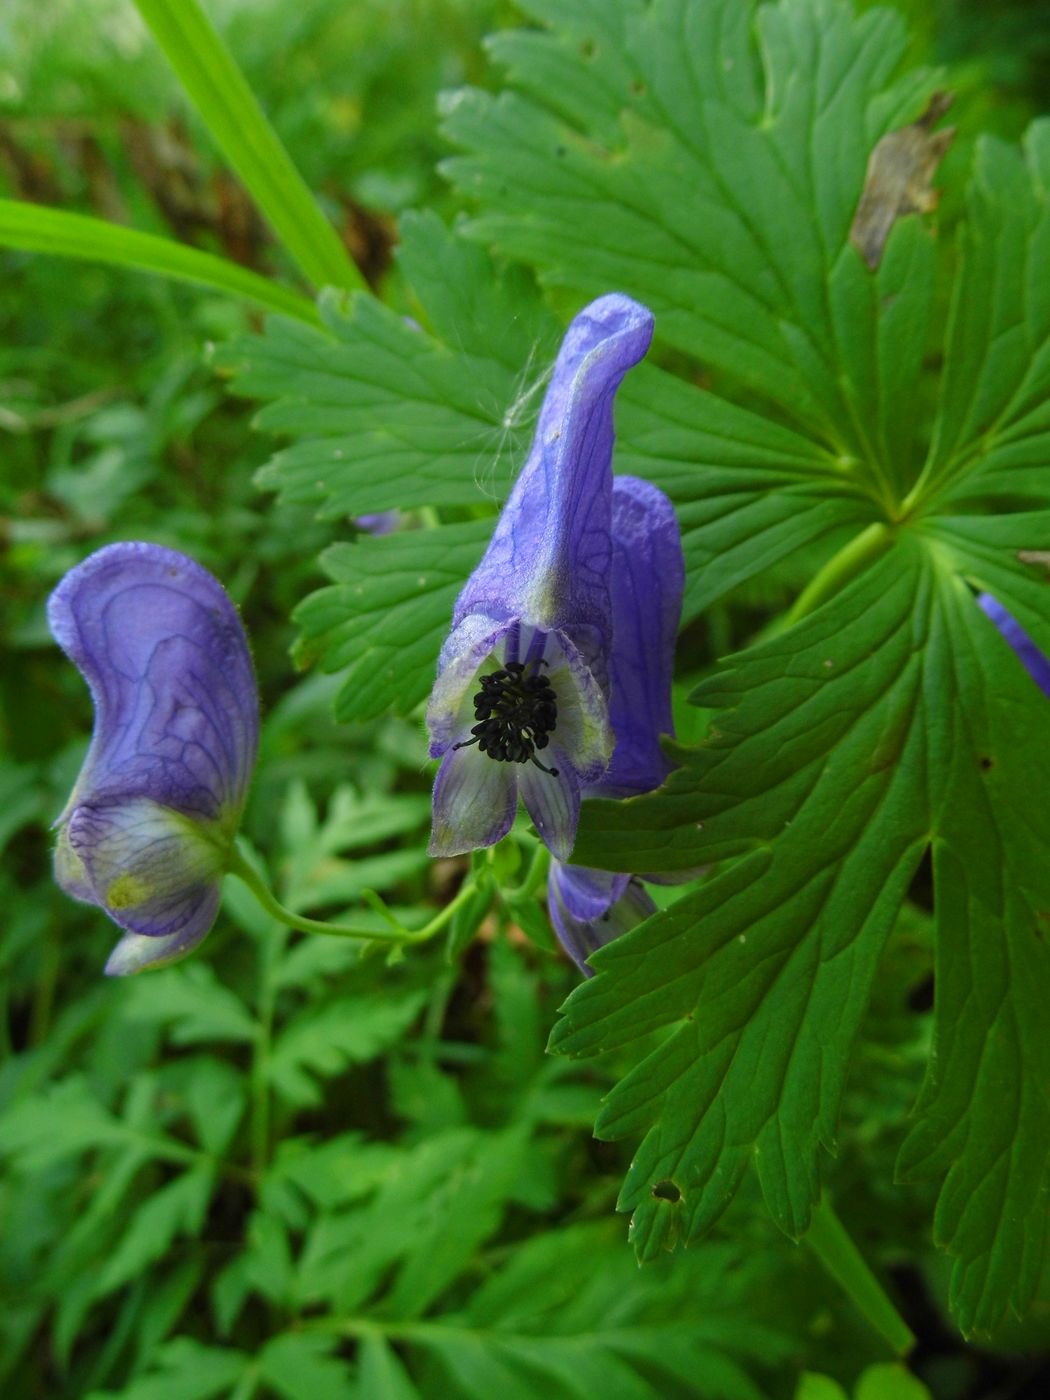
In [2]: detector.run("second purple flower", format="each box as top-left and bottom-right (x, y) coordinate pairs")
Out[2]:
(426, 294), (654, 861)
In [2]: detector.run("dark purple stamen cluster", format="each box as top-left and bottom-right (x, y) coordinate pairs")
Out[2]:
(453, 661), (559, 775)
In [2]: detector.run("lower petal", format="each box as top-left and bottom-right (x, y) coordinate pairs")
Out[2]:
(104, 886), (220, 976)
(552, 862), (631, 922)
(519, 751), (580, 862)
(548, 866), (657, 974)
(68, 796), (228, 938)
(53, 823), (99, 905)
(428, 744), (518, 857)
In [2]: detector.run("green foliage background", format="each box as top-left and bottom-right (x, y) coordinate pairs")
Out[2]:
(3, 1), (1050, 1397)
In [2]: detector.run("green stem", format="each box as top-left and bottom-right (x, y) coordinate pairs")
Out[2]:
(250, 924), (285, 1179)
(132, 0), (363, 293)
(505, 843), (550, 903)
(805, 1195), (915, 1356)
(0, 200), (320, 323)
(784, 522), (891, 629)
(228, 844), (477, 947)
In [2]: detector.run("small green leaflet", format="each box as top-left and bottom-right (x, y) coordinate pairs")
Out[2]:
(294, 521), (489, 721)
(923, 123), (1050, 510)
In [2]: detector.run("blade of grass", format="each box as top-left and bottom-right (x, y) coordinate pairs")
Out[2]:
(132, 0), (363, 294)
(0, 200), (320, 324)
(806, 1195), (915, 1356)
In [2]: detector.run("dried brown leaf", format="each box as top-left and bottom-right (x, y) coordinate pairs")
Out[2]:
(850, 91), (955, 270)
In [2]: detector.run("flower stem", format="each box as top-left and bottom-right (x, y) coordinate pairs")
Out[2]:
(783, 522), (891, 628)
(250, 923), (285, 1180)
(504, 842), (550, 903)
(228, 843), (476, 947)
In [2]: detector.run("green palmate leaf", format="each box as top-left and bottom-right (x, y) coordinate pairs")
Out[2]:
(919, 122), (1050, 509)
(615, 366), (875, 620)
(442, 0), (941, 479)
(554, 545), (931, 1246)
(895, 531), (1050, 1333)
(219, 211), (558, 522)
(553, 537), (1050, 1334)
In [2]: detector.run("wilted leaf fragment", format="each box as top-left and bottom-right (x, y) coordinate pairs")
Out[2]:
(850, 91), (954, 269)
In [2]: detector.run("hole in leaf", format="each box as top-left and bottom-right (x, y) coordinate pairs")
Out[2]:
(908, 973), (934, 1013)
(651, 1179), (681, 1203)
(979, 755), (994, 771)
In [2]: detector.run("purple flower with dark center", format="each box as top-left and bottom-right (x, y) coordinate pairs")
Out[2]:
(426, 294), (654, 861)
(48, 542), (259, 976)
(548, 475), (685, 973)
(979, 593), (1050, 696)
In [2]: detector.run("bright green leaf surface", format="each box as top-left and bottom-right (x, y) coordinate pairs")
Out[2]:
(295, 522), (490, 722)
(855, 1363), (932, 1400)
(442, 0), (940, 476)
(922, 122), (1050, 509)
(259, 1333), (355, 1400)
(554, 534), (1050, 1333)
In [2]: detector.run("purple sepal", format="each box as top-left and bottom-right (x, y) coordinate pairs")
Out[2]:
(601, 477), (684, 798)
(48, 542), (259, 975)
(429, 743), (517, 857)
(978, 593), (1050, 698)
(546, 476), (686, 971)
(427, 295), (653, 860)
(548, 861), (656, 974)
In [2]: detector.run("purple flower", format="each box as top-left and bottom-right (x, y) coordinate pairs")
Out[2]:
(548, 863), (659, 972)
(426, 294), (654, 861)
(548, 476), (684, 973)
(48, 542), (259, 976)
(355, 511), (399, 536)
(979, 593), (1050, 696)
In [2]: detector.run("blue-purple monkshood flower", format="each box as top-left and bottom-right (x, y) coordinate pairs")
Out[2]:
(548, 475), (684, 973)
(978, 593), (1050, 697)
(48, 542), (259, 976)
(426, 294), (654, 862)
